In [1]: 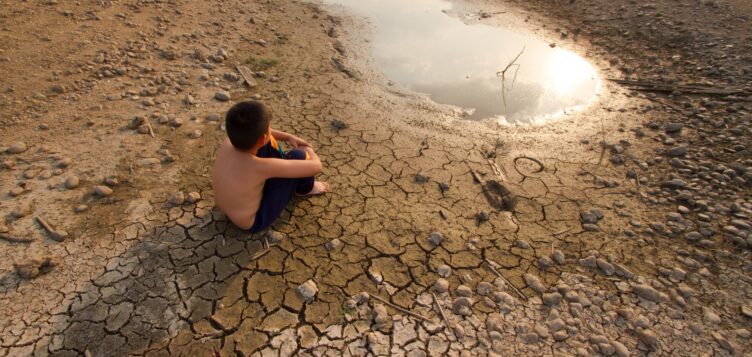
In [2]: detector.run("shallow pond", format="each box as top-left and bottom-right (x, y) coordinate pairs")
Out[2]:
(325, 0), (600, 123)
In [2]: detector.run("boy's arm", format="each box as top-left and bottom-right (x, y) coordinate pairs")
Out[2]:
(271, 129), (310, 148)
(259, 147), (322, 179)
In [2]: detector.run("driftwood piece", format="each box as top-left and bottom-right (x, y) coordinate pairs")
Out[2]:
(236, 65), (258, 87)
(484, 258), (527, 300)
(369, 293), (432, 322)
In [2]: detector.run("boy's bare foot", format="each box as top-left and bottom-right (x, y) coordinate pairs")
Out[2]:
(305, 181), (329, 195)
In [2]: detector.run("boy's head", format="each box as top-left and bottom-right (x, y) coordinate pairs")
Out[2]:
(225, 101), (272, 150)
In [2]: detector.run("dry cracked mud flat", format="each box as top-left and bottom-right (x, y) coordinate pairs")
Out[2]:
(0, 0), (751, 356)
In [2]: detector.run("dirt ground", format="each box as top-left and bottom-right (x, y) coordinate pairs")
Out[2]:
(0, 0), (750, 356)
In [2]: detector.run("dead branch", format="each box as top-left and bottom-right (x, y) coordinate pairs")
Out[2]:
(431, 292), (459, 340)
(369, 293), (432, 322)
(0, 232), (34, 243)
(496, 46), (525, 108)
(484, 258), (527, 299)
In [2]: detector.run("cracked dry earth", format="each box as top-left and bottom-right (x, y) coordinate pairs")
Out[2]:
(1, 0), (751, 356)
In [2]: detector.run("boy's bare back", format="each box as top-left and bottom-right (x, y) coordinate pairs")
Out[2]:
(212, 139), (266, 230)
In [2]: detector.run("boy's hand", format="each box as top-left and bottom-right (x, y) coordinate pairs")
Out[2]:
(287, 135), (310, 148)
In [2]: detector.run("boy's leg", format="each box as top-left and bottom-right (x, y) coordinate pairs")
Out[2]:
(249, 148), (314, 233)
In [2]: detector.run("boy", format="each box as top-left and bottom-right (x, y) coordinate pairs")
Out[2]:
(212, 101), (329, 233)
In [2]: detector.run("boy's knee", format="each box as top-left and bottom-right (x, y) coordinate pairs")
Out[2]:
(285, 148), (307, 161)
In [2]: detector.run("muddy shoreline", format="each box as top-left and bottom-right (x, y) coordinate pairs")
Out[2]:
(0, 0), (750, 356)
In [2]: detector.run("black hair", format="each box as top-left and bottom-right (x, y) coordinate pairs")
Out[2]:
(225, 101), (272, 150)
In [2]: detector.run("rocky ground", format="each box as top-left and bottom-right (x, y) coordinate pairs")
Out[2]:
(0, 0), (750, 356)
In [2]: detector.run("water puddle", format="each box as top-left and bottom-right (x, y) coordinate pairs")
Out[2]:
(324, 0), (600, 123)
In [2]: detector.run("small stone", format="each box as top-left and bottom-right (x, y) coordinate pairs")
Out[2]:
(205, 113), (221, 122)
(452, 297), (473, 315)
(64, 176), (80, 189)
(325, 239), (341, 251)
(188, 130), (203, 139)
(415, 173), (429, 183)
(580, 211), (598, 224)
(703, 307), (721, 325)
(741, 305), (752, 319)
(611, 340), (630, 357)
(456, 285), (472, 297)
(214, 90), (231, 101)
(491, 291), (515, 305)
(596, 258), (615, 275)
(265, 230), (285, 244)
(433, 278), (449, 293)
(427, 232), (443, 246)
(515, 239), (530, 249)
(477, 282), (493, 296)
(582, 223), (600, 231)
(579, 255), (597, 268)
(11, 201), (32, 219)
(353, 292), (370, 304)
(14, 254), (54, 279)
(93, 185), (113, 197)
(551, 250), (565, 264)
(74, 204), (88, 213)
(436, 264), (451, 278)
(186, 192), (201, 203)
(523, 274), (545, 294)
(633, 284), (661, 302)
(296, 280), (318, 301)
(542, 292), (562, 306)
(8, 187), (24, 197)
(537, 256), (554, 270)
(6, 142), (28, 154)
(169, 191), (185, 206)
(372, 304), (389, 324)
(664, 145), (687, 157)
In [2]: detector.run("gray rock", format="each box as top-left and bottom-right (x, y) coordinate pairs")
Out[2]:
(433, 278), (449, 293)
(64, 176), (80, 189)
(186, 192), (201, 203)
(296, 280), (318, 301)
(6, 142), (28, 154)
(582, 223), (600, 232)
(579, 255), (597, 268)
(436, 264), (451, 278)
(633, 284), (661, 302)
(477, 282), (493, 296)
(93, 185), (113, 197)
(542, 292), (562, 306)
(169, 191), (185, 206)
(665, 145), (688, 157)
(325, 239), (341, 251)
(372, 304), (389, 324)
(428, 232), (444, 246)
(456, 285), (472, 297)
(596, 258), (615, 275)
(664, 123), (683, 133)
(581, 212), (598, 224)
(551, 250), (566, 264)
(214, 90), (231, 101)
(537, 256), (554, 270)
(523, 274), (545, 294)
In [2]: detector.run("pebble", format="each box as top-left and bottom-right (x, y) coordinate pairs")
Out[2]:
(6, 142), (28, 154)
(214, 90), (231, 101)
(372, 304), (389, 324)
(436, 264), (451, 277)
(325, 239), (341, 251)
(433, 278), (449, 293)
(64, 176), (80, 189)
(523, 274), (546, 294)
(579, 255), (597, 268)
(456, 285), (472, 297)
(186, 192), (201, 203)
(452, 297), (473, 315)
(74, 204), (88, 213)
(633, 284), (661, 302)
(188, 130), (202, 139)
(611, 340), (630, 357)
(742, 305), (752, 319)
(537, 256), (554, 270)
(515, 239), (530, 249)
(296, 280), (318, 301)
(169, 191), (185, 206)
(665, 145), (688, 157)
(427, 231), (443, 246)
(477, 282), (493, 296)
(542, 292), (563, 306)
(552, 250), (566, 264)
(93, 185), (113, 197)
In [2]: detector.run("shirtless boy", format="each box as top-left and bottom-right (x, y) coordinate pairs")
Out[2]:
(212, 101), (329, 233)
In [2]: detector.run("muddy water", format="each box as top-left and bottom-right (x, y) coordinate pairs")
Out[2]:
(325, 0), (600, 123)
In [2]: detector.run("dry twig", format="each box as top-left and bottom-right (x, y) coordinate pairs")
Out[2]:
(431, 292), (459, 340)
(496, 47), (525, 108)
(484, 258), (526, 299)
(369, 293), (432, 322)
(0, 232), (34, 243)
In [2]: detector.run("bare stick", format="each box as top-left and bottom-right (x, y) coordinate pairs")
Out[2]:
(35, 216), (68, 242)
(597, 117), (607, 165)
(0, 232), (34, 243)
(369, 293), (432, 322)
(484, 258), (526, 299)
(431, 292), (459, 340)
(145, 120), (155, 138)
(496, 46), (525, 108)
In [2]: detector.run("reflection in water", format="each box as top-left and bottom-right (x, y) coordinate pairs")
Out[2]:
(324, 0), (600, 123)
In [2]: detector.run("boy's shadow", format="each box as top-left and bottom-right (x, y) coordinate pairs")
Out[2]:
(45, 207), (267, 356)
